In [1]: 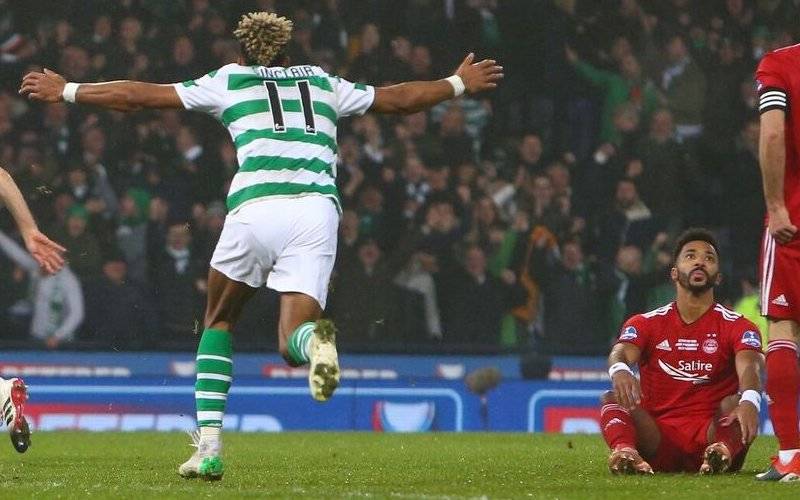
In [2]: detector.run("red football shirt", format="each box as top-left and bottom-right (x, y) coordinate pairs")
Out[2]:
(617, 302), (762, 422)
(756, 44), (800, 251)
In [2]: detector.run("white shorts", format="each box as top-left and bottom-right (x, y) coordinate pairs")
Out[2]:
(210, 196), (339, 309)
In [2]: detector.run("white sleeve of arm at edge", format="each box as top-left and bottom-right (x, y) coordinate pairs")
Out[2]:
(172, 70), (225, 114)
(335, 76), (375, 117)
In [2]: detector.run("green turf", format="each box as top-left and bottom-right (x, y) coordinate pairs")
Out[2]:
(0, 432), (798, 499)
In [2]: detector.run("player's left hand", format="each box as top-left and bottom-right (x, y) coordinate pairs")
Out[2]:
(720, 401), (759, 445)
(455, 53), (504, 94)
(23, 229), (67, 275)
(19, 68), (67, 103)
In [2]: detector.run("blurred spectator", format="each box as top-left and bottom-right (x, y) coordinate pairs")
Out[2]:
(115, 188), (150, 284)
(349, 23), (384, 83)
(0, 229), (83, 349)
(436, 105), (476, 167)
(52, 204), (103, 282)
(532, 238), (603, 354)
(84, 253), (156, 349)
(567, 46), (659, 145)
(444, 245), (522, 346)
(633, 109), (693, 229)
(592, 178), (656, 262)
(660, 33), (707, 141)
(394, 249), (443, 340)
(329, 238), (394, 344)
(162, 36), (201, 83)
(174, 125), (220, 203)
(597, 244), (662, 341)
(149, 221), (205, 340)
(723, 113), (765, 280)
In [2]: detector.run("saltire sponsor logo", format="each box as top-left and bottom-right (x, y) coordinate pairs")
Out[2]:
(658, 359), (712, 384)
(741, 330), (762, 349)
(676, 338), (698, 351)
(619, 326), (638, 341)
(702, 338), (719, 354)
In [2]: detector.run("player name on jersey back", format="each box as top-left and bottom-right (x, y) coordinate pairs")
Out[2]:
(258, 65), (319, 79)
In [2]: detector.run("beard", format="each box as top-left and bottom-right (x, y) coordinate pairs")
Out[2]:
(677, 267), (718, 294)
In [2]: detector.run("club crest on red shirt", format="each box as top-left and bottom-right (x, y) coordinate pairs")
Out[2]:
(702, 338), (719, 354)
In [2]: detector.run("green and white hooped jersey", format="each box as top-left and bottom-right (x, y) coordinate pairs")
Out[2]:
(174, 63), (375, 214)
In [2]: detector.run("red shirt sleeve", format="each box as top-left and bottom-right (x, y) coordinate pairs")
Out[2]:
(616, 315), (649, 352)
(756, 51), (789, 114)
(728, 318), (763, 353)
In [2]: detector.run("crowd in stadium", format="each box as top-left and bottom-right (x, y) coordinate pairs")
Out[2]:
(0, 0), (795, 353)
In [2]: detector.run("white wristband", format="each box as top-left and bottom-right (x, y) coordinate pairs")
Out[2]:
(740, 390), (761, 411)
(62, 82), (80, 103)
(445, 75), (465, 97)
(608, 362), (634, 378)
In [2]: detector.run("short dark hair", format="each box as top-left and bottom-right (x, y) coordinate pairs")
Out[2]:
(672, 228), (720, 264)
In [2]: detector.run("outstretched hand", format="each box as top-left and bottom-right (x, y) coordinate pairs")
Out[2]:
(455, 53), (504, 94)
(19, 68), (67, 103)
(23, 229), (66, 275)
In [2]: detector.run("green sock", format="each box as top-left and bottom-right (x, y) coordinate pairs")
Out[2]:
(195, 328), (233, 429)
(287, 322), (315, 365)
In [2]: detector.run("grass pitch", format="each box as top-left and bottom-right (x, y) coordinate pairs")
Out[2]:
(0, 432), (798, 499)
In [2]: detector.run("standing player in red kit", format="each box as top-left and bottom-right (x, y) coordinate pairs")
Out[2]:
(601, 229), (764, 475)
(755, 43), (800, 482)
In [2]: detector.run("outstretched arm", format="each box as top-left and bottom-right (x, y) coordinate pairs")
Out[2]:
(0, 167), (65, 274)
(19, 68), (183, 111)
(370, 53), (503, 114)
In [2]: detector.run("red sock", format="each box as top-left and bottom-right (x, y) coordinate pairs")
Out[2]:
(600, 403), (637, 450)
(766, 340), (800, 451)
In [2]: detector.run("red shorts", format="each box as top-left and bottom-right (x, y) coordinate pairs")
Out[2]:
(647, 416), (748, 473)
(760, 229), (800, 322)
(647, 417), (711, 472)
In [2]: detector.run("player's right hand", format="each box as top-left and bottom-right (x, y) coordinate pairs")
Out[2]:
(19, 68), (67, 103)
(23, 229), (66, 275)
(768, 205), (798, 245)
(455, 53), (504, 94)
(612, 371), (641, 410)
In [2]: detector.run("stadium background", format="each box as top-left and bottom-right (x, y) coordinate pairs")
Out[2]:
(0, 0), (794, 434)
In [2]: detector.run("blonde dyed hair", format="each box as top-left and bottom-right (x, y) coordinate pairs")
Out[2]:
(233, 12), (293, 66)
